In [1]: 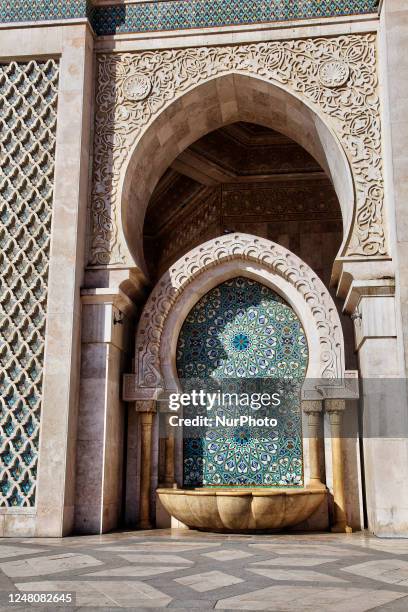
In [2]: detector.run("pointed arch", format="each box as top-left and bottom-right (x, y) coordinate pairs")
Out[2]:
(133, 233), (345, 396)
(120, 73), (353, 277)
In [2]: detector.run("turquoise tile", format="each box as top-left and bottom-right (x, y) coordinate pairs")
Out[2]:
(177, 277), (307, 488)
(0, 1), (379, 35)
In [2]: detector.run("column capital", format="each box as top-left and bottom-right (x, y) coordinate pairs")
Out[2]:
(342, 278), (395, 315)
(84, 266), (147, 303)
(302, 399), (323, 415)
(334, 260), (394, 300)
(136, 400), (157, 414)
(123, 376), (163, 402)
(81, 287), (137, 318)
(325, 399), (346, 413)
(343, 280), (397, 351)
(301, 371), (359, 402)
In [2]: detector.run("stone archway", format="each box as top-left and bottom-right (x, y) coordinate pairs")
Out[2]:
(125, 234), (357, 532)
(89, 34), (385, 280)
(128, 233), (345, 399)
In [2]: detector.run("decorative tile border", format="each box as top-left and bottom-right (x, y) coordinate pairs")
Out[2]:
(0, 1), (92, 23)
(0, 1), (379, 35)
(93, 1), (379, 36)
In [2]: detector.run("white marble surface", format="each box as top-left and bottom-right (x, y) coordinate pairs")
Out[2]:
(1, 531), (408, 610)
(175, 570), (243, 592)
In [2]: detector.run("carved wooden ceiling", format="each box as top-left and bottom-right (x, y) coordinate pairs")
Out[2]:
(144, 122), (342, 281)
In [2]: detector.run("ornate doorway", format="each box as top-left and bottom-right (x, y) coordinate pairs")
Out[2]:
(176, 276), (308, 488)
(129, 233), (354, 531)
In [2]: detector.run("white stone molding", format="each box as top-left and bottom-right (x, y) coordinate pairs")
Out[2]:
(343, 279), (397, 353)
(132, 234), (345, 396)
(90, 33), (384, 268)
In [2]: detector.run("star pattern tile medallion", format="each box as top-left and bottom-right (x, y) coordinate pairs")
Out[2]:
(177, 277), (308, 488)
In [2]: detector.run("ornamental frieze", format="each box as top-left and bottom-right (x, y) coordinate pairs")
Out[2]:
(90, 33), (385, 267)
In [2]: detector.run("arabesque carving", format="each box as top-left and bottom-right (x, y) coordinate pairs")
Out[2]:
(135, 234), (344, 390)
(90, 33), (384, 266)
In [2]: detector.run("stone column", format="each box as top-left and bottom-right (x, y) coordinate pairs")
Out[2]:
(155, 409), (176, 528)
(302, 400), (325, 490)
(342, 279), (408, 536)
(379, 0), (408, 379)
(138, 401), (156, 529)
(164, 413), (176, 488)
(326, 399), (352, 533)
(74, 289), (136, 534)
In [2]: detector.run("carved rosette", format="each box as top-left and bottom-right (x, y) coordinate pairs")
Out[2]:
(319, 60), (350, 88)
(123, 74), (152, 101)
(135, 234), (344, 389)
(90, 34), (384, 266)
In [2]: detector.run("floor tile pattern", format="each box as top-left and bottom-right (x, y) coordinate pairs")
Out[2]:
(1, 531), (408, 610)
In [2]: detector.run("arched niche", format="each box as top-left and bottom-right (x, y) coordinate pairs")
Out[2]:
(134, 233), (345, 397)
(176, 276), (309, 488)
(121, 73), (353, 279)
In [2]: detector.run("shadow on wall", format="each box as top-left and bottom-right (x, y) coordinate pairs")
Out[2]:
(92, 5), (126, 36)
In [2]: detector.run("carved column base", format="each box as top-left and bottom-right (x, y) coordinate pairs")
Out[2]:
(307, 482), (327, 491)
(331, 523), (353, 534)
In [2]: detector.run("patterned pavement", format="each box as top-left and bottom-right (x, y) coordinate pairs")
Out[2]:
(1, 530), (408, 610)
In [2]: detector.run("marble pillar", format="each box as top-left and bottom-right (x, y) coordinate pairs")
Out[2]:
(163, 413), (176, 488)
(137, 401), (156, 530)
(74, 290), (136, 534)
(379, 0), (408, 379)
(344, 280), (408, 536)
(302, 400), (325, 490)
(326, 399), (352, 533)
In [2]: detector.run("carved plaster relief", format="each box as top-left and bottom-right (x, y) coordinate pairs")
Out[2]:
(90, 34), (384, 267)
(135, 234), (345, 390)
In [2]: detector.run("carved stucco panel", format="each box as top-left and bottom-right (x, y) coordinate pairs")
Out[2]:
(90, 33), (384, 266)
(135, 234), (344, 390)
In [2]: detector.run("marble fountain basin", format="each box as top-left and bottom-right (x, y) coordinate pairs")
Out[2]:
(157, 487), (326, 532)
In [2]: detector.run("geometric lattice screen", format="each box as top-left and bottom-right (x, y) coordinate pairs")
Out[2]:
(0, 60), (59, 506)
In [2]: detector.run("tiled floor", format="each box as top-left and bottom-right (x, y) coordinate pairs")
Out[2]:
(1, 530), (408, 610)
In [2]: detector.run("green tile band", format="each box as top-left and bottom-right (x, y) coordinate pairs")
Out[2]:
(0, 1), (379, 35)
(0, 0), (93, 23)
